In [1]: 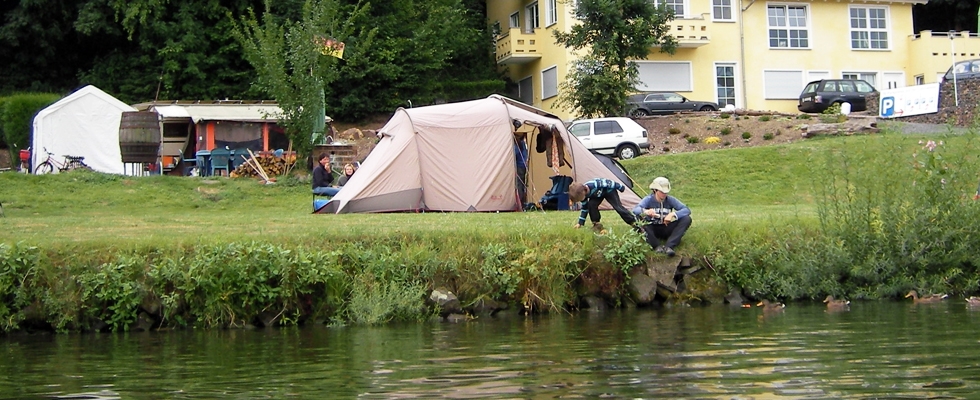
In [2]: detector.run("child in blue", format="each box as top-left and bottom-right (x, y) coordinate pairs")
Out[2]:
(568, 178), (637, 230)
(632, 177), (692, 257)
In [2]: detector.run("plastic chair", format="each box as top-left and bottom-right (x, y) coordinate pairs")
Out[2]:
(231, 148), (251, 171)
(209, 148), (232, 176)
(181, 151), (198, 176)
(195, 150), (211, 176)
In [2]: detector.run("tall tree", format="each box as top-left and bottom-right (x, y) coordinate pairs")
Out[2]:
(234, 0), (374, 156)
(913, 0), (980, 33)
(552, 0), (677, 118)
(327, 0), (503, 120)
(78, 0), (265, 103)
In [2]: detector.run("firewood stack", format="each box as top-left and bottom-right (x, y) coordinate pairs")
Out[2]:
(230, 153), (296, 179)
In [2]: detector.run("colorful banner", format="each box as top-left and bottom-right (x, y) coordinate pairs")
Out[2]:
(314, 36), (345, 59)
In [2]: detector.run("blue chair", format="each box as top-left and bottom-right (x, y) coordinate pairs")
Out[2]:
(181, 151), (198, 176)
(209, 148), (232, 176)
(195, 150), (210, 176)
(231, 148), (251, 171)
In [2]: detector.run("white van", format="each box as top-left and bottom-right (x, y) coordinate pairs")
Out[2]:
(567, 117), (649, 159)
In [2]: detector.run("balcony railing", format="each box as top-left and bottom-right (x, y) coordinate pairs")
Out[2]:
(495, 28), (543, 65)
(664, 14), (711, 48)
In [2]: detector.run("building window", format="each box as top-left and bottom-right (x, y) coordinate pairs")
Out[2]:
(842, 72), (877, 88)
(712, 0), (733, 21)
(518, 76), (533, 105)
(492, 21), (501, 39)
(763, 70), (804, 99)
(525, 3), (539, 33)
(542, 66), (558, 99)
(850, 6), (888, 49)
(768, 5), (808, 48)
(657, 0), (685, 18)
(546, 0), (558, 26)
(509, 12), (520, 29)
(915, 75), (924, 85)
(715, 63), (736, 107)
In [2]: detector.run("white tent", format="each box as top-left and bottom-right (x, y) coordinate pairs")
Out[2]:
(31, 85), (136, 174)
(320, 95), (641, 214)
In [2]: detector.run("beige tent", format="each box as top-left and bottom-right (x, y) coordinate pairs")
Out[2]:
(319, 95), (641, 214)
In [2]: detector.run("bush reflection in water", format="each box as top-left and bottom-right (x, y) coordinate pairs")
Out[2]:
(4, 301), (980, 398)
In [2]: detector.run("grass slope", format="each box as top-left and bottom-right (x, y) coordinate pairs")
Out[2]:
(0, 130), (970, 249)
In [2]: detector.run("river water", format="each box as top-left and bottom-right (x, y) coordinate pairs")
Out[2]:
(3, 300), (980, 399)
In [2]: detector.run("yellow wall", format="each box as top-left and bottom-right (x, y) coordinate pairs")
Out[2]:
(489, 0), (980, 117)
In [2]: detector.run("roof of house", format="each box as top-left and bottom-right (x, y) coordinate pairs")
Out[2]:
(134, 101), (282, 123)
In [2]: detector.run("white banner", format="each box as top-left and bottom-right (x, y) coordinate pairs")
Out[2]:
(879, 83), (940, 118)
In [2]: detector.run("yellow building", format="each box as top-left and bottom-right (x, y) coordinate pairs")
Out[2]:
(488, 0), (980, 119)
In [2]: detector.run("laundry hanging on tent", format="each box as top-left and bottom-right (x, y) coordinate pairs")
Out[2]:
(534, 125), (567, 170)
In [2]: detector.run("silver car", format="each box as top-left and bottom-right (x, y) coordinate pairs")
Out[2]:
(627, 92), (719, 117)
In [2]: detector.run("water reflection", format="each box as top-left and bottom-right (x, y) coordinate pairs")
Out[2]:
(3, 301), (980, 398)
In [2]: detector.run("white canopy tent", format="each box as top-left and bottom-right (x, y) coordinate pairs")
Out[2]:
(31, 85), (136, 174)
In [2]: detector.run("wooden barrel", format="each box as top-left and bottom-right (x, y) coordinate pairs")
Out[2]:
(119, 111), (161, 163)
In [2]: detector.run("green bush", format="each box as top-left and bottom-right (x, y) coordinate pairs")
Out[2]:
(759, 115), (771, 122)
(0, 93), (61, 160)
(668, 127), (681, 135)
(741, 132), (752, 140)
(763, 133), (774, 140)
(686, 136), (699, 143)
(720, 127), (732, 135)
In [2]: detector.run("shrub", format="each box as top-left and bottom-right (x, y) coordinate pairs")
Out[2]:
(686, 136), (699, 144)
(723, 141), (731, 146)
(797, 114), (811, 120)
(668, 127), (681, 135)
(720, 113), (731, 119)
(704, 136), (721, 144)
(1, 93), (61, 162)
(742, 132), (752, 140)
(684, 119), (690, 123)
(720, 127), (732, 135)
(763, 133), (774, 140)
(759, 115), (771, 122)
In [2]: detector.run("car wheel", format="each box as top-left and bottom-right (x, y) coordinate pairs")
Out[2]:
(616, 144), (639, 160)
(629, 109), (650, 118)
(699, 105), (716, 112)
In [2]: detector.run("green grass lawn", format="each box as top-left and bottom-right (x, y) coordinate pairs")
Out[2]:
(0, 130), (966, 248)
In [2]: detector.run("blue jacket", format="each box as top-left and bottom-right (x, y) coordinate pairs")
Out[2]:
(576, 178), (625, 225)
(632, 194), (690, 225)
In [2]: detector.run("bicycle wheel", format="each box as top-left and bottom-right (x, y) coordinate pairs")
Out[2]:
(36, 162), (54, 174)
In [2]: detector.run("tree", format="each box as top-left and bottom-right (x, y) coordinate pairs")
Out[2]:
(552, 0), (677, 118)
(234, 0), (374, 156)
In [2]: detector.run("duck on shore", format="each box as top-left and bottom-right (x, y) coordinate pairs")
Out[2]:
(823, 295), (850, 310)
(966, 296), (980, 306)
(904, 290), (948, 304)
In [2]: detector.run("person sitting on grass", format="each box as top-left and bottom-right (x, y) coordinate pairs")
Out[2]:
(632, 177), (692, 257)
(312, 153), (339, 197)
(568, 178), (636, 232)
(337, 162), (358, 186)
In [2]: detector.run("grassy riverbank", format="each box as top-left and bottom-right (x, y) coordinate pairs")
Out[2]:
(2, 127), (980, 332)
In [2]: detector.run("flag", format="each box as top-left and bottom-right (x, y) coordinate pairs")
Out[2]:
(314, 35), (345, 59)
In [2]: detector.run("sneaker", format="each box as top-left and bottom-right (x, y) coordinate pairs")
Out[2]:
(654, 246), (667, 254)
(664, 247), (676, 257)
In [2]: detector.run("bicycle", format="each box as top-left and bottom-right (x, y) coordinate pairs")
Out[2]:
(35, 147), (90, 174)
